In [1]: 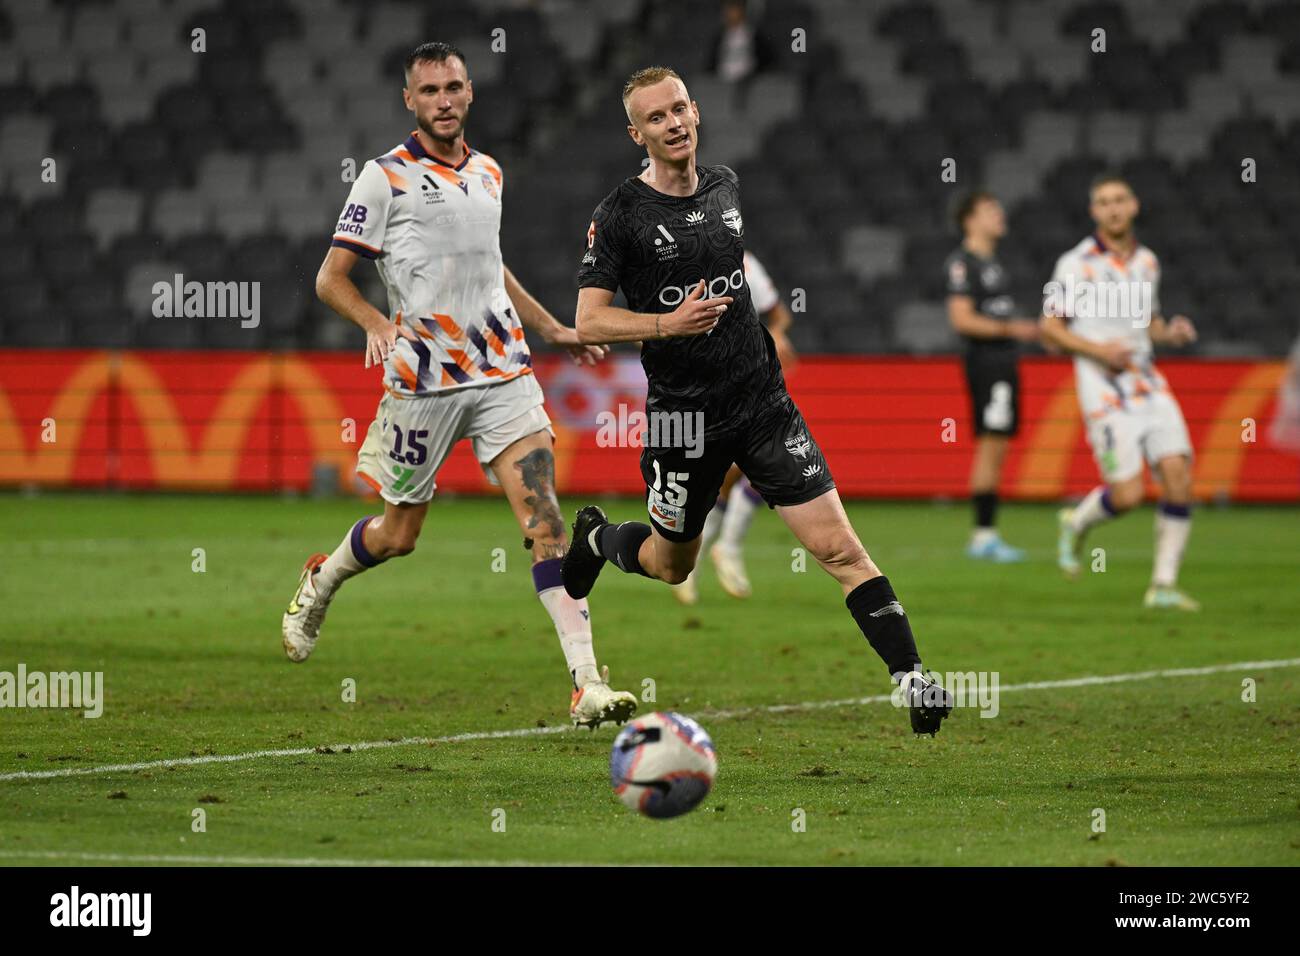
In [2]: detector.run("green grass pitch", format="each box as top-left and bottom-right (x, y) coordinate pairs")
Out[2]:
(1, 492), (1297, 866)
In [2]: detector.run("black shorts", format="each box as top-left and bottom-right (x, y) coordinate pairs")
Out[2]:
(639, 393), (836, 542)
(964, 348), (1021, 437)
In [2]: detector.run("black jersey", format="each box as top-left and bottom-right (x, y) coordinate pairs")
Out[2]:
(944, 246), (1017, 353)
(577, 164), (786, 438)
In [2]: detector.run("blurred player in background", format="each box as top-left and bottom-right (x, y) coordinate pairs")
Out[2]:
(945, 190), (1039, 562)
(282, 42), (638, 728)
(562, 66), (953, 735)
(671, 249), (796, 604)
(1041, 174), (1200, 610)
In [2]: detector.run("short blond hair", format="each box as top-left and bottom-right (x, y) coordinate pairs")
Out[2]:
(622, 66), (685, 122)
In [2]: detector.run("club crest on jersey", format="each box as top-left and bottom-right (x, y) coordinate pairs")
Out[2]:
(721, 206), (743, 236)
(480, 172), (498, 200)
(784, 433), (812, 460)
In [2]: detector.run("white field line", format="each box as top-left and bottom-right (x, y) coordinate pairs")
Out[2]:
(2, 656), (1297, 784)
(0, 850), (611, 867)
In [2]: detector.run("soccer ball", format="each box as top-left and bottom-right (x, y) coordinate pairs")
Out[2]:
(609, 712), (717, 819)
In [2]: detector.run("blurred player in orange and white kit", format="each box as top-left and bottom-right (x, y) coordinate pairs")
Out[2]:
(1041, 174), (1201, 610)
(670, 249), (796, 604)
(282, 42), (637, 728)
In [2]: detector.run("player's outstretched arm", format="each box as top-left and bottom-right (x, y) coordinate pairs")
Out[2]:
(504, 265), (607, 366)
(576, 282), (730, 345)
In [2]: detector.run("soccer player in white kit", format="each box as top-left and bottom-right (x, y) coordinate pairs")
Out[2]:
(670, 250), (796, 605)
(281, 42), (638, 728)
(1040, 174), (1201, 610)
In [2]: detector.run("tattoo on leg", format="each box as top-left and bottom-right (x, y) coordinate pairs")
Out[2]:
(514, 447), (565, 544)
(534, 540), (566, 560)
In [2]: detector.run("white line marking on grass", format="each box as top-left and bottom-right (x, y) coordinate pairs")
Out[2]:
(2, 657), (1297, 783)
(0, 725), (572, 782)
(0, 850), (610, 867)
(705, 656), (1300, 718)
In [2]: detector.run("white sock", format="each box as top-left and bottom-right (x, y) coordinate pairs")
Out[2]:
(1070, 485), (1118, 535)
(534, 554), (600, 686)
(315, 517), (379, 595)
(699, 499), (725, 550)
(718, 479), (759, 550)
(1152, 506), (1192, 587)
(970, 527), (998, 547)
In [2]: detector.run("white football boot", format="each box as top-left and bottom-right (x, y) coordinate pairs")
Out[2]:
(1056, 508), (1082, 579)
(570, 665), (638, 730)
(671, 569), (699, 605)
(710, 543), (752, 599)
(1143, 585), (1201, 611)
(282, 553), (332, 662)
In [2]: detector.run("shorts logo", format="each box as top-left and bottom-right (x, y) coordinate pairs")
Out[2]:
(784, 433), (812, 460)
(648, 494), (683, 532)
(801, 463), (822, 479)
(1100, 449), (1119, 477)
(721, 206), (743, 236)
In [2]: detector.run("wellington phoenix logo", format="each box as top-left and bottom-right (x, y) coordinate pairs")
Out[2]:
(721, 206), (743, 236)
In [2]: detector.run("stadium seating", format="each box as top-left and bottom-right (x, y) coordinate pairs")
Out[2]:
(0, 0), (1296, 354)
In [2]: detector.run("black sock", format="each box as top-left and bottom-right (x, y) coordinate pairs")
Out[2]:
(845, 575), (921, 681)
(973, 491), (997, 529)
(596, 521), (653, 577)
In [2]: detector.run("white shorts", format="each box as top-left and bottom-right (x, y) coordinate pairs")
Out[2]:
(1085, 390), (1193, 483)
(357, 373), (554, 504)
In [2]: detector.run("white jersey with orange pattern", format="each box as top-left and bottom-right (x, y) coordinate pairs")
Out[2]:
(331, 133), (532, 396)
(743, 250), (780, 316)
(1045, 234), (1171, 420)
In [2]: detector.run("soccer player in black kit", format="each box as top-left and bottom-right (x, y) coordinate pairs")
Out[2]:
(560, 67), (952, 735)
(945, 191), (1040, 562)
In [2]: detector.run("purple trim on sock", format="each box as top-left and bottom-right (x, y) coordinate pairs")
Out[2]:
(741, 480), (763, 504)
(350, 516), (380, 568)
(531, 557), (564, 592)
(1159, 501), (1191, 519)
(715, 497), (727, 511)
(1100, 487), (1117, 516)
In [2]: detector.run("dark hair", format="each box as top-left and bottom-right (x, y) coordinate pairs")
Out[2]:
(954, 189), (995, 232)
(1089, 171), (1133, 197)
(405, 41), (468, 80)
